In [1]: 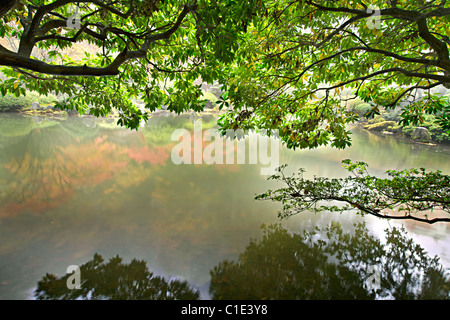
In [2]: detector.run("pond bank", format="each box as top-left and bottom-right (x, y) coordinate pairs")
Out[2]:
(352, 121), (450, 147)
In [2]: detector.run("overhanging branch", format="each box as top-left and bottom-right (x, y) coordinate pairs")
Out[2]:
(3, 2), (197, 76)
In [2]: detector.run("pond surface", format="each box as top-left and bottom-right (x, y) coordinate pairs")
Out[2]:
(0, 113), (449, 299)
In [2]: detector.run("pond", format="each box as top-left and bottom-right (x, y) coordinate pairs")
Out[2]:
(0, 112), (449, 299)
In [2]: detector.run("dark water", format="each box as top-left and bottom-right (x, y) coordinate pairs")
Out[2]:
(0, 113), (449, 299)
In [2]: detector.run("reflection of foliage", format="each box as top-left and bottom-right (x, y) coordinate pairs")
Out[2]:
(256, 160), (450, 224)
(210, 223), (450, 300)
(60, 117), (99, 138)
(0, 120), (170, 217)
(35, 253), (200, 300)
(0, 134), (127, 216)
(0, 115), (34, 137)
(141, 117), (181, 146)
(141, 114), (218, 145)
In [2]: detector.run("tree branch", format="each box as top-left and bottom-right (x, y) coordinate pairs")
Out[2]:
(4, 2), (197, 76)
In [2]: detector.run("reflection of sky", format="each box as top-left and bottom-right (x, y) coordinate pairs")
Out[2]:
(0, 114), (449, 299)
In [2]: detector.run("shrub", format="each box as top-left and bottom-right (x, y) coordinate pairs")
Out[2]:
(0, 91), (59, 111)
(353, 103), (372, 117)
(383, 106), (404, 122)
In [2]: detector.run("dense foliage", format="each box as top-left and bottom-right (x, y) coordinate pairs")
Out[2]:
(1, 0), (449, 149)
(215, 0), (450, 148)
(0, 0), (258, 127)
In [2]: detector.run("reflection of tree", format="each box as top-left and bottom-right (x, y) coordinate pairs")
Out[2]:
(209, 222), (450, 300)
(0, 120), (172, 217)
(0, 114), (35, 137)
(35, 253), (199, 300)
(141, 113), (218, 146)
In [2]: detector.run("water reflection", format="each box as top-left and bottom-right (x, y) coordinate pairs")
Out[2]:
(0, 113), (449, 299)
(35, 253), (200, 300)
(34, 223), (449, 300)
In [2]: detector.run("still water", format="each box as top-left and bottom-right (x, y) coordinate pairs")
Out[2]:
(0, 113), (449, 299)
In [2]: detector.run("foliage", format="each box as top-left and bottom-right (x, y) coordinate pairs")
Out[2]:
(1, 1), (449, 149)
(34, 253), (200, 300)
(0, 0), (259, 128)
(351, 103), (372, 117)
(255, 160), (450, 224)
(401, 113), (450, 143)
(358, 95), (450, 142)
(213, 0), (450, 148)
(0, 91), (58, 110)
(210, 222), (450, 300)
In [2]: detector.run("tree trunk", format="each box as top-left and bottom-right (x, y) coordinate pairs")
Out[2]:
(0, 0), (18, 19)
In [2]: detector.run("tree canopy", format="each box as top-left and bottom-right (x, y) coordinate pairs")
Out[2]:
(0, 0), (257, 127)
(1, 0), (449, 146)
(216, 0), (450, 148)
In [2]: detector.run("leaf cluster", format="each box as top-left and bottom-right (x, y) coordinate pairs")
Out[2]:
(256, 160), (450, 224)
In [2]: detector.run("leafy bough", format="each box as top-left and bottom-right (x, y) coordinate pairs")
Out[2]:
(256, 160), (450, 224)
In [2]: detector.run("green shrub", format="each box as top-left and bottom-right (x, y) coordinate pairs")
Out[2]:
(0, 94), (28, 111)
(401, 115), (450, 143)
(367, 115), (386, 124)
(353, 103), (372, 117)
(0, 91), (59, 111)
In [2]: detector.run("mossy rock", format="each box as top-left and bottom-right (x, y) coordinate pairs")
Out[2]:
(363, 121), (397, 131)
(411, 127), (432, 143)
(367, 115), (386, 124)
(386, 124), (402, 133)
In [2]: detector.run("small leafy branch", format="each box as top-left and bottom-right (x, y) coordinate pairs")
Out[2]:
(255, 160), (450, 224)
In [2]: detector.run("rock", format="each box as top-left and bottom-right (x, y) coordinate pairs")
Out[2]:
(46, 105), (53, 110)
(204, 100), (214, 109)
(31, 102), (40, 110)
(411, 127), (432, 142)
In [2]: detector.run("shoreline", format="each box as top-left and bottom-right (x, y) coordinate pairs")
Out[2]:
(351, 122), (449, 147)
(1, 108), (449, 148)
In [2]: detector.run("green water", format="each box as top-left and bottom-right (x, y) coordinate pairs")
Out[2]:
(0, 113), (449, 299)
